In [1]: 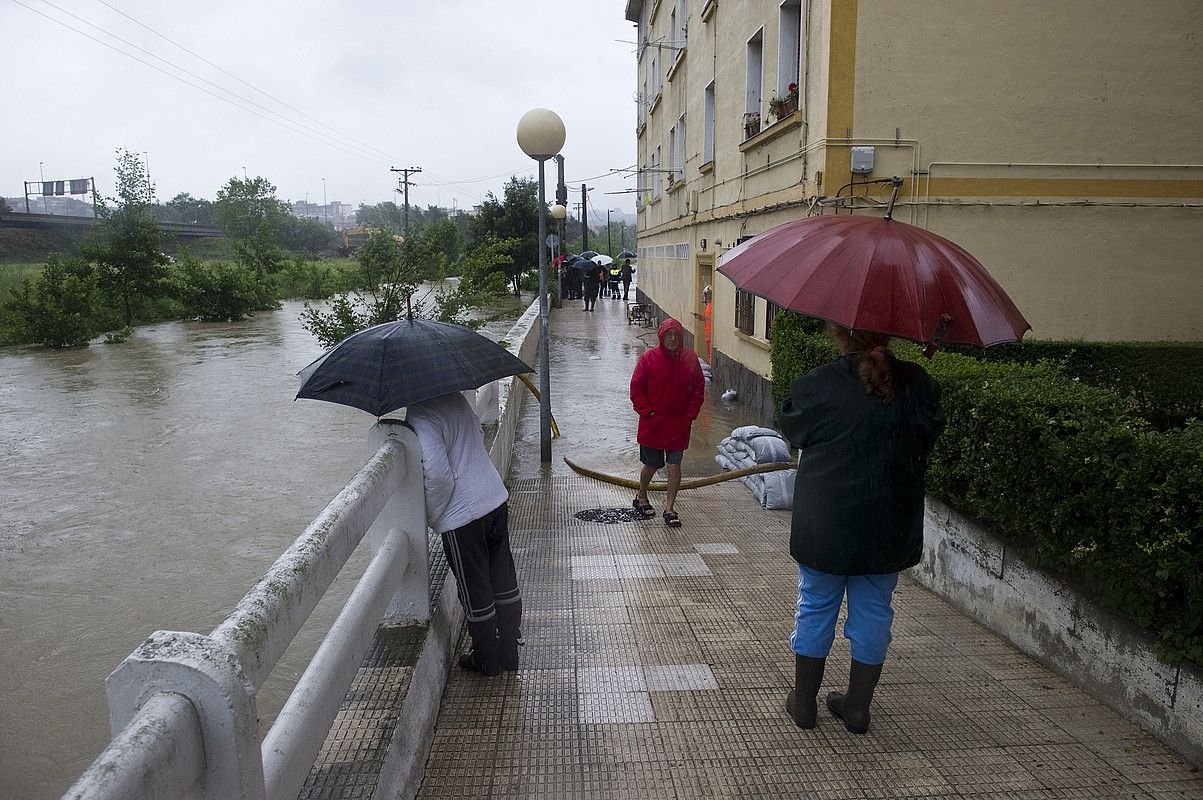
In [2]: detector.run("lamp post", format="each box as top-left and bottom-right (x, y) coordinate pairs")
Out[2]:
(39, 161), (47, 213)
(516, 108), (566, 464)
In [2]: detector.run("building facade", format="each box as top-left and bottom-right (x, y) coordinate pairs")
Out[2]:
(625, 0), (1203, 421)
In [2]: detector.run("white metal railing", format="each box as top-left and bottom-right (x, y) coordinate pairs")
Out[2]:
(61, 420), (428, 800)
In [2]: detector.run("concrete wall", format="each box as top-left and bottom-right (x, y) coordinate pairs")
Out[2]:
(914, 497), (1203, 768)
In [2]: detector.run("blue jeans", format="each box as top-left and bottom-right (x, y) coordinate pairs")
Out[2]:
(790, 564), (900, 665)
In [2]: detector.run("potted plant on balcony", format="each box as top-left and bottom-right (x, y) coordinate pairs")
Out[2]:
(743, 111), (761, 139)
(768, 83), (799, 120)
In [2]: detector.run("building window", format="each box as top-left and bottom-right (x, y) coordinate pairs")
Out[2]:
(765, 302), (780, 340)
(677, 114), (686, 179)
(677, 0), (688, 49)
(703, 81), (715, 163)
(668, 125), (677, 182)
(653, 146), (662, 195)
(778, 1), (802, 101)
(735, 289), (756, 335)
(746, 29), (763, 116)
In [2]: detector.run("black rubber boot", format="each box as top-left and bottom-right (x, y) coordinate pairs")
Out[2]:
(496, 600), (522, 672)
(784, 655), (826, 729)
(826, 659), (883, 734)
(460, 619), (500, 676)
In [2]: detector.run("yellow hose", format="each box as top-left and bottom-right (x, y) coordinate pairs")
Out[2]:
(564, 456), (793, 491)
(516, 373), (560, 437)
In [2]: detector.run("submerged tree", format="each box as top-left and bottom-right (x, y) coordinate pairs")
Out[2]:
(214, 176), (292, 308)
(79, 148), (170, 328)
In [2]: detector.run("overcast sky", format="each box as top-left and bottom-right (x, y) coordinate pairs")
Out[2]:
(1, 1), (638, 221)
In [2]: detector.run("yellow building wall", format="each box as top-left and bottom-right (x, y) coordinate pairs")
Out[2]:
(848, 0), (1203, 340)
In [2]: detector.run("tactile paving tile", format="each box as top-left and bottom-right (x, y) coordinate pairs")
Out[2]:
(578, 691), (656, 724)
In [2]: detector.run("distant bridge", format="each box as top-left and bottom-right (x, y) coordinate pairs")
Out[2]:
(0, 210), (222, 238)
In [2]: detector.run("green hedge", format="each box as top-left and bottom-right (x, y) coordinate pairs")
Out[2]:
(769, 312), (1203, 666)
(946, 340), (1203, 429)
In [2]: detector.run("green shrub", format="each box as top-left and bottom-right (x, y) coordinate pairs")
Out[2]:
(172, 255), (261, 321)
(770, 312), (1203, 666)
(1, 254), (103, 346)
(946, 340), (1203, 429)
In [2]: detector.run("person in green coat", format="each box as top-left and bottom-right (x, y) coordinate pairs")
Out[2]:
(777, 323), (944, 734)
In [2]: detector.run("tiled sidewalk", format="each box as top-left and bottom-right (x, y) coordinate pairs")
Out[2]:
(418, 477), (1200, 799)
(416, 299), (1202, 799)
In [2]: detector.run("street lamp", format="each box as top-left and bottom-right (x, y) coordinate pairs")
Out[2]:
(516, 108), (566, 464)
(38, 161), (47, 213)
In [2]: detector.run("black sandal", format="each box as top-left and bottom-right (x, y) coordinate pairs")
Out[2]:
(663, 510), (682, 528)
(633, 497), (656, 518)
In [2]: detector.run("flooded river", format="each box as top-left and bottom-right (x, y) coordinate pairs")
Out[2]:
(0, 295), (527, 800)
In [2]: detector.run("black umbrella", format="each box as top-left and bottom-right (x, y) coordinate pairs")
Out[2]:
(296, 319), (533, 417)
(568, 255), (592, 271)
(579, 250), (600, 260)
(617, 250), (636, 259)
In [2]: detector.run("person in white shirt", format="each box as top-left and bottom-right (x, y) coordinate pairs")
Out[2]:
(407, 392), (521, 676)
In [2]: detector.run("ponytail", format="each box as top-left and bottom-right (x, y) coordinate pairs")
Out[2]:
(826, 325), (896, 403)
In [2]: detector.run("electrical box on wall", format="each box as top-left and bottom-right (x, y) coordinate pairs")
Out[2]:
(851, 146), (875, 175)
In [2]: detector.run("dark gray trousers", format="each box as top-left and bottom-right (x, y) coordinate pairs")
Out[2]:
(441, 502), (521, 658)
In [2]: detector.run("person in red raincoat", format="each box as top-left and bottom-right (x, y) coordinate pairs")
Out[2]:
(629, 318), (705, 527)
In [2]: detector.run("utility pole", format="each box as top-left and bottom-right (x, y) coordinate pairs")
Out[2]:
(390, 166), (422, 232)
(581, 184), (589, 251)
(555, 155), (567, 308)
(607, 209), (613, 253)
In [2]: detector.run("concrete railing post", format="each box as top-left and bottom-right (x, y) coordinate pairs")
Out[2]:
(368, 420), (430, 624)
(475, 382), (500, 425)
(106, 630), (265, 800)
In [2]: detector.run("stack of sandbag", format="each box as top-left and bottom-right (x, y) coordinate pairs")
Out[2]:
(714, 425), (796, 510)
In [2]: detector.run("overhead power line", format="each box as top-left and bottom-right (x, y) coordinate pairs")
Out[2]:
(12, 0), (392, 166)
(89, 0), (401, 164)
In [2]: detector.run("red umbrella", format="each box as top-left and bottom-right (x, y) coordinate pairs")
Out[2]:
(716, 212), (1030, 353)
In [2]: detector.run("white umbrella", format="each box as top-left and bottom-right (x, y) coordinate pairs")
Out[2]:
(591, 254), (614, 266)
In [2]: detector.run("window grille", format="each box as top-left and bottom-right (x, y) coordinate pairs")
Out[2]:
(735, 289), (756, 335)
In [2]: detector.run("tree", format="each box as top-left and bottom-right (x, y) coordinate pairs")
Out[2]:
(156, 192), (214, 226)
(0, 196), (11, 213)
(79, 149), (170, 327)
(468, 177), (542, 295)
(214, 176), (290, 240)
(282, 216), (339, 258)
(300, 228), (425, 347)
(214, 176), (291, 307)
(355, 201), (404, 232)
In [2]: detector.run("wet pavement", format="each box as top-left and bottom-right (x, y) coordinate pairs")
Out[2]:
(417, 295), (1203, 799)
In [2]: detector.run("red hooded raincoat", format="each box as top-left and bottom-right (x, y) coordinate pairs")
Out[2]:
(630, 318), (706, 451)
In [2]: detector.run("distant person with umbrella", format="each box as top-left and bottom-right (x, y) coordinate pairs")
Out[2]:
(777, 325), (943, 732)
(582, 261), (603, 312)
(407, 392), (523, 676)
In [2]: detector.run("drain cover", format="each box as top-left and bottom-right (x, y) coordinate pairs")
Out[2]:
(574, 507), (647, 524)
